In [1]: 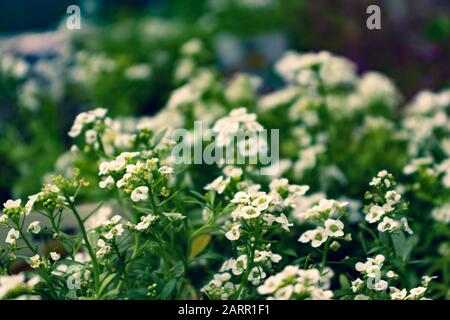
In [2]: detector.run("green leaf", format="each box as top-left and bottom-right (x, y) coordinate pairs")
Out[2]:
(171, 261), (185, 278)
(339, 274), (351, 289)
(152, 128), (168, 147)
(189, 234), (211, 259)
(193, 251), (223, 262)
(161, 279), (177, 300)
(402, 235), (418, 261)
(131, 205), (154, 214)
(98, 273), (117, 297)
(391, 231), (408, 261)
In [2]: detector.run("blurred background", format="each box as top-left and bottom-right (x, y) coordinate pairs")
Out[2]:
(0, 0), (449, 204)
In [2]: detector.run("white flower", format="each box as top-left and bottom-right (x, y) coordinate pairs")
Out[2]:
(275, 214), (293, 232)
(99, 175), (115, 189)
(3, 199), (21, 210)
(231, 255), (247, 276)
(50, 252), (61, 261)
(248, 266), (267, 285)
(374, 280), (388, 291)
(29, 255), (41, 269)
(400, 217), (414, 235)
(0, 215), (7, 223)
(288, 184), (309, 197)
(355, 262), (366, 272)
(25, 194), (38, 215)
(274, 285), (294, 300)
(110, 215), (122, 224)
(377, 217), (400, 232)
(369, 177), (381, 186)
(230, 191), (250, 204)
(5, 229), (20, 245)
(239, 206), (262, 219)
(162, 212), (185, 220)
(299, 227), (328, 247)
(85, 129), (97, 144)
(124, 64), (151, 80)
(373, 254), (385, 264)
(269, 178), (289, 193)
(378, 170), (388, 177)
(27, 221), (41, 234)
(204, 176), (230, 194)
(219, 259), (236, 273)
(421, 275), (437, 287)
(310, 227), (328, 247)
(386, 270), (398, 278)
(390, 287), (407, 300)
(351, 278), (364, 293)
(385, 190), (401, 204)
(145, 157), (159, 168)
(225, 224), (240, 241)
(431, 204), (450, 224)
(181, 38), (203, 55)
(324, 219), (344, 237)
(130, 186), (149, 202)
(298, 230), (313, 244)
(407, 286), (427, 299)
(223, 166), (243, 179)
(135, 214), (156, 231)
(116, 173), (131, 188)
(104, 224), (124, 239)
(257, 276), (281, 295)
(254, 250), (282, 263)
(158, 166), (174, 175)
(251, 194), (273, 211)
(96, 239), (111, 258)
(366, 205), (385, 223)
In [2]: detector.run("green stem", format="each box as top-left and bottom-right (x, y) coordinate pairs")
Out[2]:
(65, 196), (101, 297)
(235, 234), (258, 300)
(320, 240), (330, 272)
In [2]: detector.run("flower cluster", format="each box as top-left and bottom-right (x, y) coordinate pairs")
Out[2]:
(0, 274), (40, 300)
(1, 43), (448, 300)
(98, 152), (175, 203)
(431, 204), (450, 224)
(202, 247), (282, 300)
(68, 108), (111, 149)
(352, 254), (433, 300)
(257, 265), (333, 300)
(364, 171), (413, 234)
(297, 199), (349, 248)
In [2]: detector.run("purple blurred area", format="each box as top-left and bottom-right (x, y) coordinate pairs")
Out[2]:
(288, 0), (450, 98)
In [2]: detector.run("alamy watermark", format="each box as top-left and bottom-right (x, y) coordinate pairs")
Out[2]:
(66, 5), (81, 30)
(366, 5), (381, 30)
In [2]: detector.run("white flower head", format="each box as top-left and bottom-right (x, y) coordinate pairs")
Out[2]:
(205, 176), (230, 194)
(50, 252), (61, 261)
(29, 255), (41, 269)
(239, 206), (262, 219)
(3, 199), (21, 209)
(135, 214), (156, 231)
(158, 166), (174, 175)
(99, 175), (115, 189)
(324, 219), (344, 237)
(5, 228), (20, 245)
(131, 186), (149, 202)
(230, 191), (250, 204)
(275, 214), (293, 232)
(162, 212), (185, 220)
(225, 224), (241, 241)
(27, 221), (41, 234)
